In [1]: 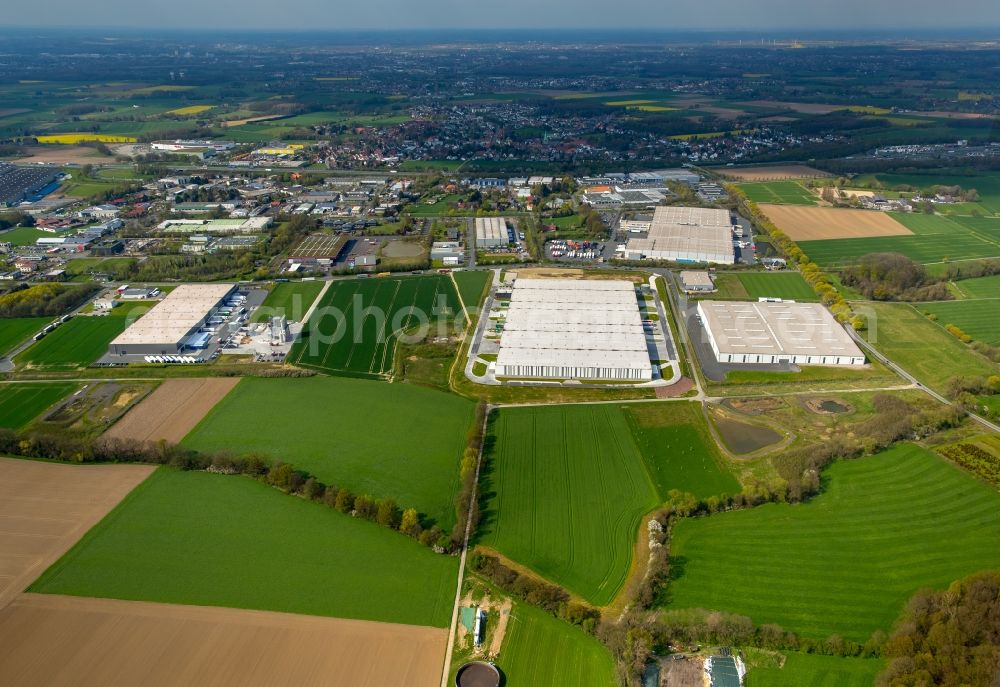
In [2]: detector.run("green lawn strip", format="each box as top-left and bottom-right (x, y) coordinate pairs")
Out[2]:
(625, 402), (740, 499)
(453, 270), (491, 314)
(859, 301), (997, 393)
(0, 382), (79, 429)
(0, 317), (50, 356)
(496, 600), (618, 687)
(666, 444), (1000, 640)
(30, 467), (458, 627)
(746, 652), (884, 687)
(918, 298), (1000, 345)
(251, 281), (325, 323)
(479, 404), (661, 606)
(182, 376), (473, 529)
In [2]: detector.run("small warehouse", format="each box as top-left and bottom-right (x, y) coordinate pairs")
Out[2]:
(475, 217), (508, 248)
(680, 271), (716, 293)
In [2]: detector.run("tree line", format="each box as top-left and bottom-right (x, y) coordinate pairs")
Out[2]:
(0, 283), (100, 319)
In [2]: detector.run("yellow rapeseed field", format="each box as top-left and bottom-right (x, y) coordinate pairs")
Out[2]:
(36, 134), (137, 144)
(166, 105), (214, 116)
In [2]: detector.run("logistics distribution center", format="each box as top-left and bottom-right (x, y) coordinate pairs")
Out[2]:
(495, 278), (653, 381)
(697, 300), (866, 366)
(623, 206), (735, 264)
(107, 283), (237, 357)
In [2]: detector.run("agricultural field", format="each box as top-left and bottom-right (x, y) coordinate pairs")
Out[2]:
(495, 601), (618, 687)
(480, 402), (733, 606)
(0, 316), (49, 356)
(758, 204), (912, 241)
(105, 378), (239, 444)
(0, 457), (154, 609)
(737, 180), (818, 205)
(708, 271), (817, 302)
(165, 104), (214, 116)
(746, 652), (884, 687)
(0, 227), (75, 246)
(718, 164), (829, 181)
(952, 273), (1000, 299)
(31, 468), (460, 628)
(453, 270), (491, 313)
(35, 133), (136, 144)
(15, 316), (129, 370)
(859, 301), (997, 393)
(919, 298), (1000, 345)
(289, 275), (461, 379)
(0, 595), (446, 687)
(0, 383), (79, 429)
(666, 444), (1000, 640)
(182, 376), (473, 528)
(251, 280), (325, 323)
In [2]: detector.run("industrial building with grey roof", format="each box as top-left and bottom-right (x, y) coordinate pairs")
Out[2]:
(495, 278), (652, 381)
(623, 206), (735, 264)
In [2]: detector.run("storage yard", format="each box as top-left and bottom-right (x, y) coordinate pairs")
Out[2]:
(697, 300), (866, 365)
(494, 278), (652, 381)
(622, 206), (736, 264)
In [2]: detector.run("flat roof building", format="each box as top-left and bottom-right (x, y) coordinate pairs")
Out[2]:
(697, 300), (865, 366)
(495, 278), (652, 382)
(476, 217), (508, 248)
(108, 283), (236, 357)
(624, 206), (735, 264)
(680, 271), (716, 292)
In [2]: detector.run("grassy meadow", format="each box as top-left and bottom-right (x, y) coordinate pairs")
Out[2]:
(0, 317), (49, 356)
(0, 383), (78, 429)
(251, 280), (325, 323)
(746, 652), (884, 687)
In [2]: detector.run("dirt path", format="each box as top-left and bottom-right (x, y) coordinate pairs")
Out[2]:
(0, 458), (155, 610)
(104, 378), (239, 444)
(486, 598), (513, 658)
(0, 594), (447, 687)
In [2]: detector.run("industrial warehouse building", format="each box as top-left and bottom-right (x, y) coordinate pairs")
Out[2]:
(495, 278), (652, 381)
(107, 283), (237, 357)
(475, 217), (508, 247)
(697, 300), (866, 366)
(623, 206), (735, 264)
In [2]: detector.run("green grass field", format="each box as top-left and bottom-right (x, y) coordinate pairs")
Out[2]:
(859, 301), (997, 393)
(453, 270), (491, 314)
(252, 280), (325, 323)
(919, 299), (1000, 345)
(15, 316), (131, 369)
(746, 653), (884, 687)
(479, 402), (735, 606)
(496, 601), (618, 687)
(737, 181), (818, 206)
(0, 382), (78, 429)
(289, 275), (461, 378)
(182, 376), (473, 528)
(0, 317), (49, 356)
(870, 171), (1000, 215)
(952, 273), (1000, 299)
(667, 444), (1000, 640)
(710, 272), (817, 302)
(0, 227), (74, 246)
(31, 468), (458, 627)
(800, 212), (1000, 268)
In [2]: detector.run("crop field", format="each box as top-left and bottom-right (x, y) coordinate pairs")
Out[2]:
(479, 405), (660, 605)
(453, 270), (491, 313)
(182, 376), (473, 528)
(919, 299), (1000, 345)
(709, 272), (817, 302)
(289, 275), (461, 378)
(0, 457), (154, 609)
(16, 316), (130, 370)
(0, 383), (79, 429)
(953, 273), (1000, 299)
(757, 204), (912, 241)
(718, 164), (830, 181)
(625, 403), (740, 499)
(666, 444), (1000, 640)
(165, 105), (214, 116)
(859, 302), (997, 393)
(0, 227), (75, 246)
(31, 468), (460, 628)
(0, 316), (49, 355)
(36, 133), (137, 144)
(746, 653), (884, 687)
(105, 378), (240, 444)
(496, 601), (618, 687)
(252, 280), (325, 323)
(0, 595), (446, 687)
(737, 181), (818, 205)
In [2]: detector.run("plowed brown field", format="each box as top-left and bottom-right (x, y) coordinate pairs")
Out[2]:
(0, 594), (447, 687)
(104, 378), (239, 444)
(757, 204), (913, 240)
(717, 164), (830, 181)
(0, 458), (154, 610)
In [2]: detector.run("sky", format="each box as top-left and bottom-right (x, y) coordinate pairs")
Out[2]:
(5, 0), (1000, 31)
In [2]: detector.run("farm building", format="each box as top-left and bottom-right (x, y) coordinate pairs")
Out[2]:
(107, 283), (237, 357)
(475, 217), (508, 248)
(697, 300), (866, 366)
(495, 278), (652, 381)
(623, 206), (735, 264)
